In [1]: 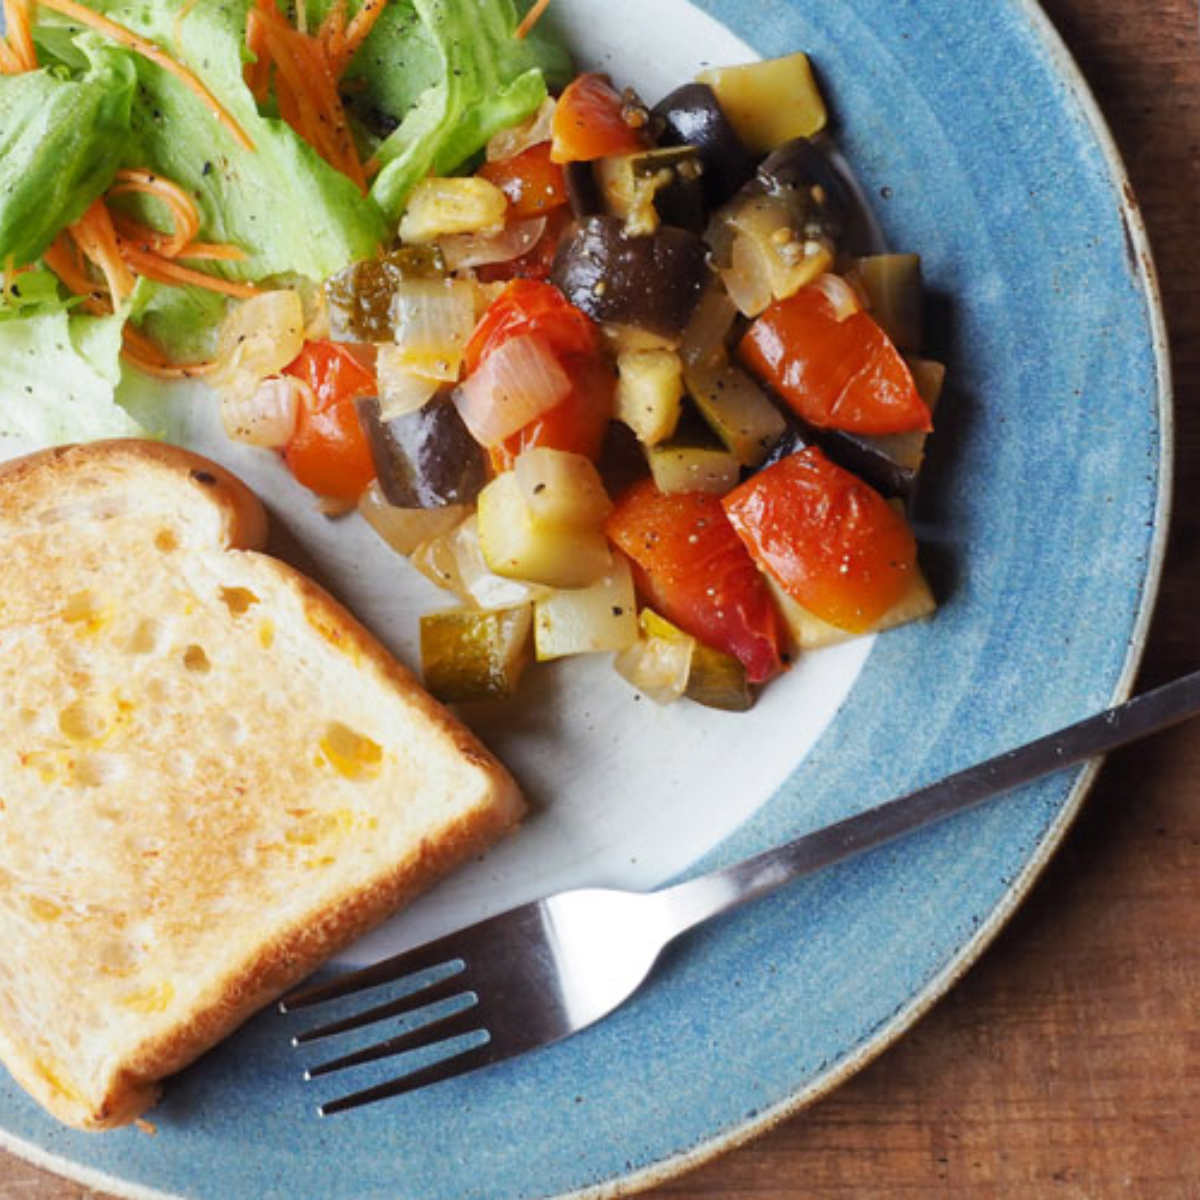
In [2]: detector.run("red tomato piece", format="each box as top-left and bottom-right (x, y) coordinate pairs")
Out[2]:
(739, 286), (933, 436)
(550, 72), (650, 164)
(606, 480), (784, 683)
(478, 143), (569, 218)
(283, 341), (377, 504)
(723, 446), (917, 634)
(464, 278), (598, 374)
(489, 352), (615, 471)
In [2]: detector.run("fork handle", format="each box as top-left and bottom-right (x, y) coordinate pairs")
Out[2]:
(655, 666), (1200, 934)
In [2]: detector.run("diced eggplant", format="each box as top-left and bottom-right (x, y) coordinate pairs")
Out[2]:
(596, 146), (706, 235)
(756, 139), (853, 241)
(595, 419), (651, 499)
(696, 53), (827, 154)
(325, 246), (446, 342)
(759, 423), (814, 470)
(420, 605), (533, 703)
(652, 82), (756, 209)
(615, 348), (685, 445)
(533, 557), (639, 661)
(564, 161), (605, 219)
(683, 358), (787, 467)
(847, 254), (923, 350)
(477, 471), (613, 588)
(357, 396), (488, 510)
(551, 216), (710, 341)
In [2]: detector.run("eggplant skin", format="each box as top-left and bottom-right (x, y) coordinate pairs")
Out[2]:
(551, 216), (710, 339)
(652, 82), (756, 208)
(755, 137), (854, 242)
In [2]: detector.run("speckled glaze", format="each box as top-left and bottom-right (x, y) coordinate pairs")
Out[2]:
(0, 0), (1169, 1197)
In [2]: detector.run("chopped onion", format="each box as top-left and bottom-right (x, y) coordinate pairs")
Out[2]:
(358, 482), (468, 556)
(721, 233), (774, 318)
(486, 97), (555, 162)
(389, 279), (476, 380)
(614, 629), (694, 704)
(452, 517), (549, 609)
(680, 282), (739, 369)
(454, 333), (571, 446)
(809, 272), (863, 322)
(376, 346), (443, 420)
(210, 290), (306, 396)
(220, 375), (302, 448)
(438, 216), (547, 271)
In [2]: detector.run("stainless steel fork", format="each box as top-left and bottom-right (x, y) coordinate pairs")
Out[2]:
(281, 666), (1200, 1116)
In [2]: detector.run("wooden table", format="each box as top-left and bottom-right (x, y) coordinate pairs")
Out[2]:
(3, 1), (1197, 1196)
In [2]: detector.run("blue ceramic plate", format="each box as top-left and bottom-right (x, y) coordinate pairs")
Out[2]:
(0, 0), (1169, 1196)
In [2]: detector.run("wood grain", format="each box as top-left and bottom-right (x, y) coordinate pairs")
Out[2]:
(2, 0), (1198, 1196)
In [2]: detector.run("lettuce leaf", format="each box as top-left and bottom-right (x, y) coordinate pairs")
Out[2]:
(0, 310), (142, 459)
(0, 37), (136, 267)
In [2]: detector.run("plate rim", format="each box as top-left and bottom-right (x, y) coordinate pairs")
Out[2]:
(0, 0), (1173, 1196)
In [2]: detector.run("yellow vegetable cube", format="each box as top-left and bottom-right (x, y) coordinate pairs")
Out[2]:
(534, 557), (639, 661)
(616, 349), (685, 445)
(513, 448), (613, 529)
(697, 53), (827, 154)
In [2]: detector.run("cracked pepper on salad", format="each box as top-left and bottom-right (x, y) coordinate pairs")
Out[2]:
(0, 0), (943, 711)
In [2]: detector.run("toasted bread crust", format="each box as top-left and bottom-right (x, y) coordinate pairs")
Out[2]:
(0, 439), (524, 1129)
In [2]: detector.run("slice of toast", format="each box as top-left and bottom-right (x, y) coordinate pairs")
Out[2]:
(0, 439), (524, 1129)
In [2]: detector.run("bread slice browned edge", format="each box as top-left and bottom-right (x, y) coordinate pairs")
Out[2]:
(0, 440), (525, 1129)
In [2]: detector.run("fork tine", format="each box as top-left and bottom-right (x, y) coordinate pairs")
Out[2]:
(291, 968), (469, 1045)
(279, 942), (465, 1012)
(318, 1036), (505, 1117)
(305, 999), (483, 1079)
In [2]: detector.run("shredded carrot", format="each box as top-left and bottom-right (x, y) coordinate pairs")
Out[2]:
(38, 0), (255, 152)
(121, 325), (214, 379)
(0, 38), (21, 74)
(42, 234), (112, 315)
(117, 242), (261, 298)
(3, 0), (37, 70)
(514, 0), (550, 40)
(243, 7), (272, 102)
(328, 0), (384, 74)
(175, 242), (249, 262)
(71, 199), (137, 303)
(107, 168), (202, 257)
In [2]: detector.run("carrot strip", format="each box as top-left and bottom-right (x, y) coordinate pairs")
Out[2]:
(176, 242), (249, 262)
(243, 7), (272, 102)
(117, 242), (261, 298)
(121, 325), (215, 378)
(171, 0), (199, 52)
(514, 0), (550, 40)
(71, 199), (136, 302)
(4, 0), (36, 69)
(38, 0), (255, 151)
(107, 168), (202, 256)
(0, 39), (21, 73)
(330, 0), (384, 73)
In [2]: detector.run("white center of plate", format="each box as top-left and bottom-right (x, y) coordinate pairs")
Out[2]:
(114, 0), (872, 962)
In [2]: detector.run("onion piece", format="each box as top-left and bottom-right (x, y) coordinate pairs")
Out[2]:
(376, 346), (443, 421)
(614, 628), (694, 704)
(220, 375), (303, 448)
(358, 481), (468, 556)
(209, 290), (306, 396)
(720, 233), (774, 318)
(486, 97), (555, 162)
(808, 272), (863, 322)
(389, 279), (476, 380)
(454, 333), (571, 446)
(679, 282), (738, 369)
(438, 216), (547, 271)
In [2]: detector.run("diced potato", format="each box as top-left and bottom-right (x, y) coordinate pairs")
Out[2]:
(683, 359), (787, 467)
(534, 557), (639, 661)
(358, 482), (468, 556)
(848, 255), (923, 350)
(477, 471), (613, 589)
(766, 568), (936, 653)
(399, 177), (509, 243)
(420, 605), (533, 703)
(514, 448), (613, 529)
(616, 349), (685, 445)
(614, 629), (694, 704)
(640, 609), (754, 711)
(647, 442), (739, 495)
(697, 53), (827, 154)
(601, 323), (683, 356)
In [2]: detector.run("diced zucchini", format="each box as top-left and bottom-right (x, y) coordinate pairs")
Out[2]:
(646, 441), (740, 495)
(616, 349), (685, 445)
(613, 627), (694, 704)
(449, 517), (550, 609)
(357, 481), (468, 556)
(399, 177), (509, 242)
(696, 53), (827, 154)
(420, 605), (533, 703)
(534, 557), (639, 661)
(679, 282), (739, 370)
(513, 448), (613, 529)
(477, 471), (613, 589)
(848, 254), (923, 350)
(683, 359), (787, 467)
(639, 609), (754, 711)
(766, 568), (936, 653)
